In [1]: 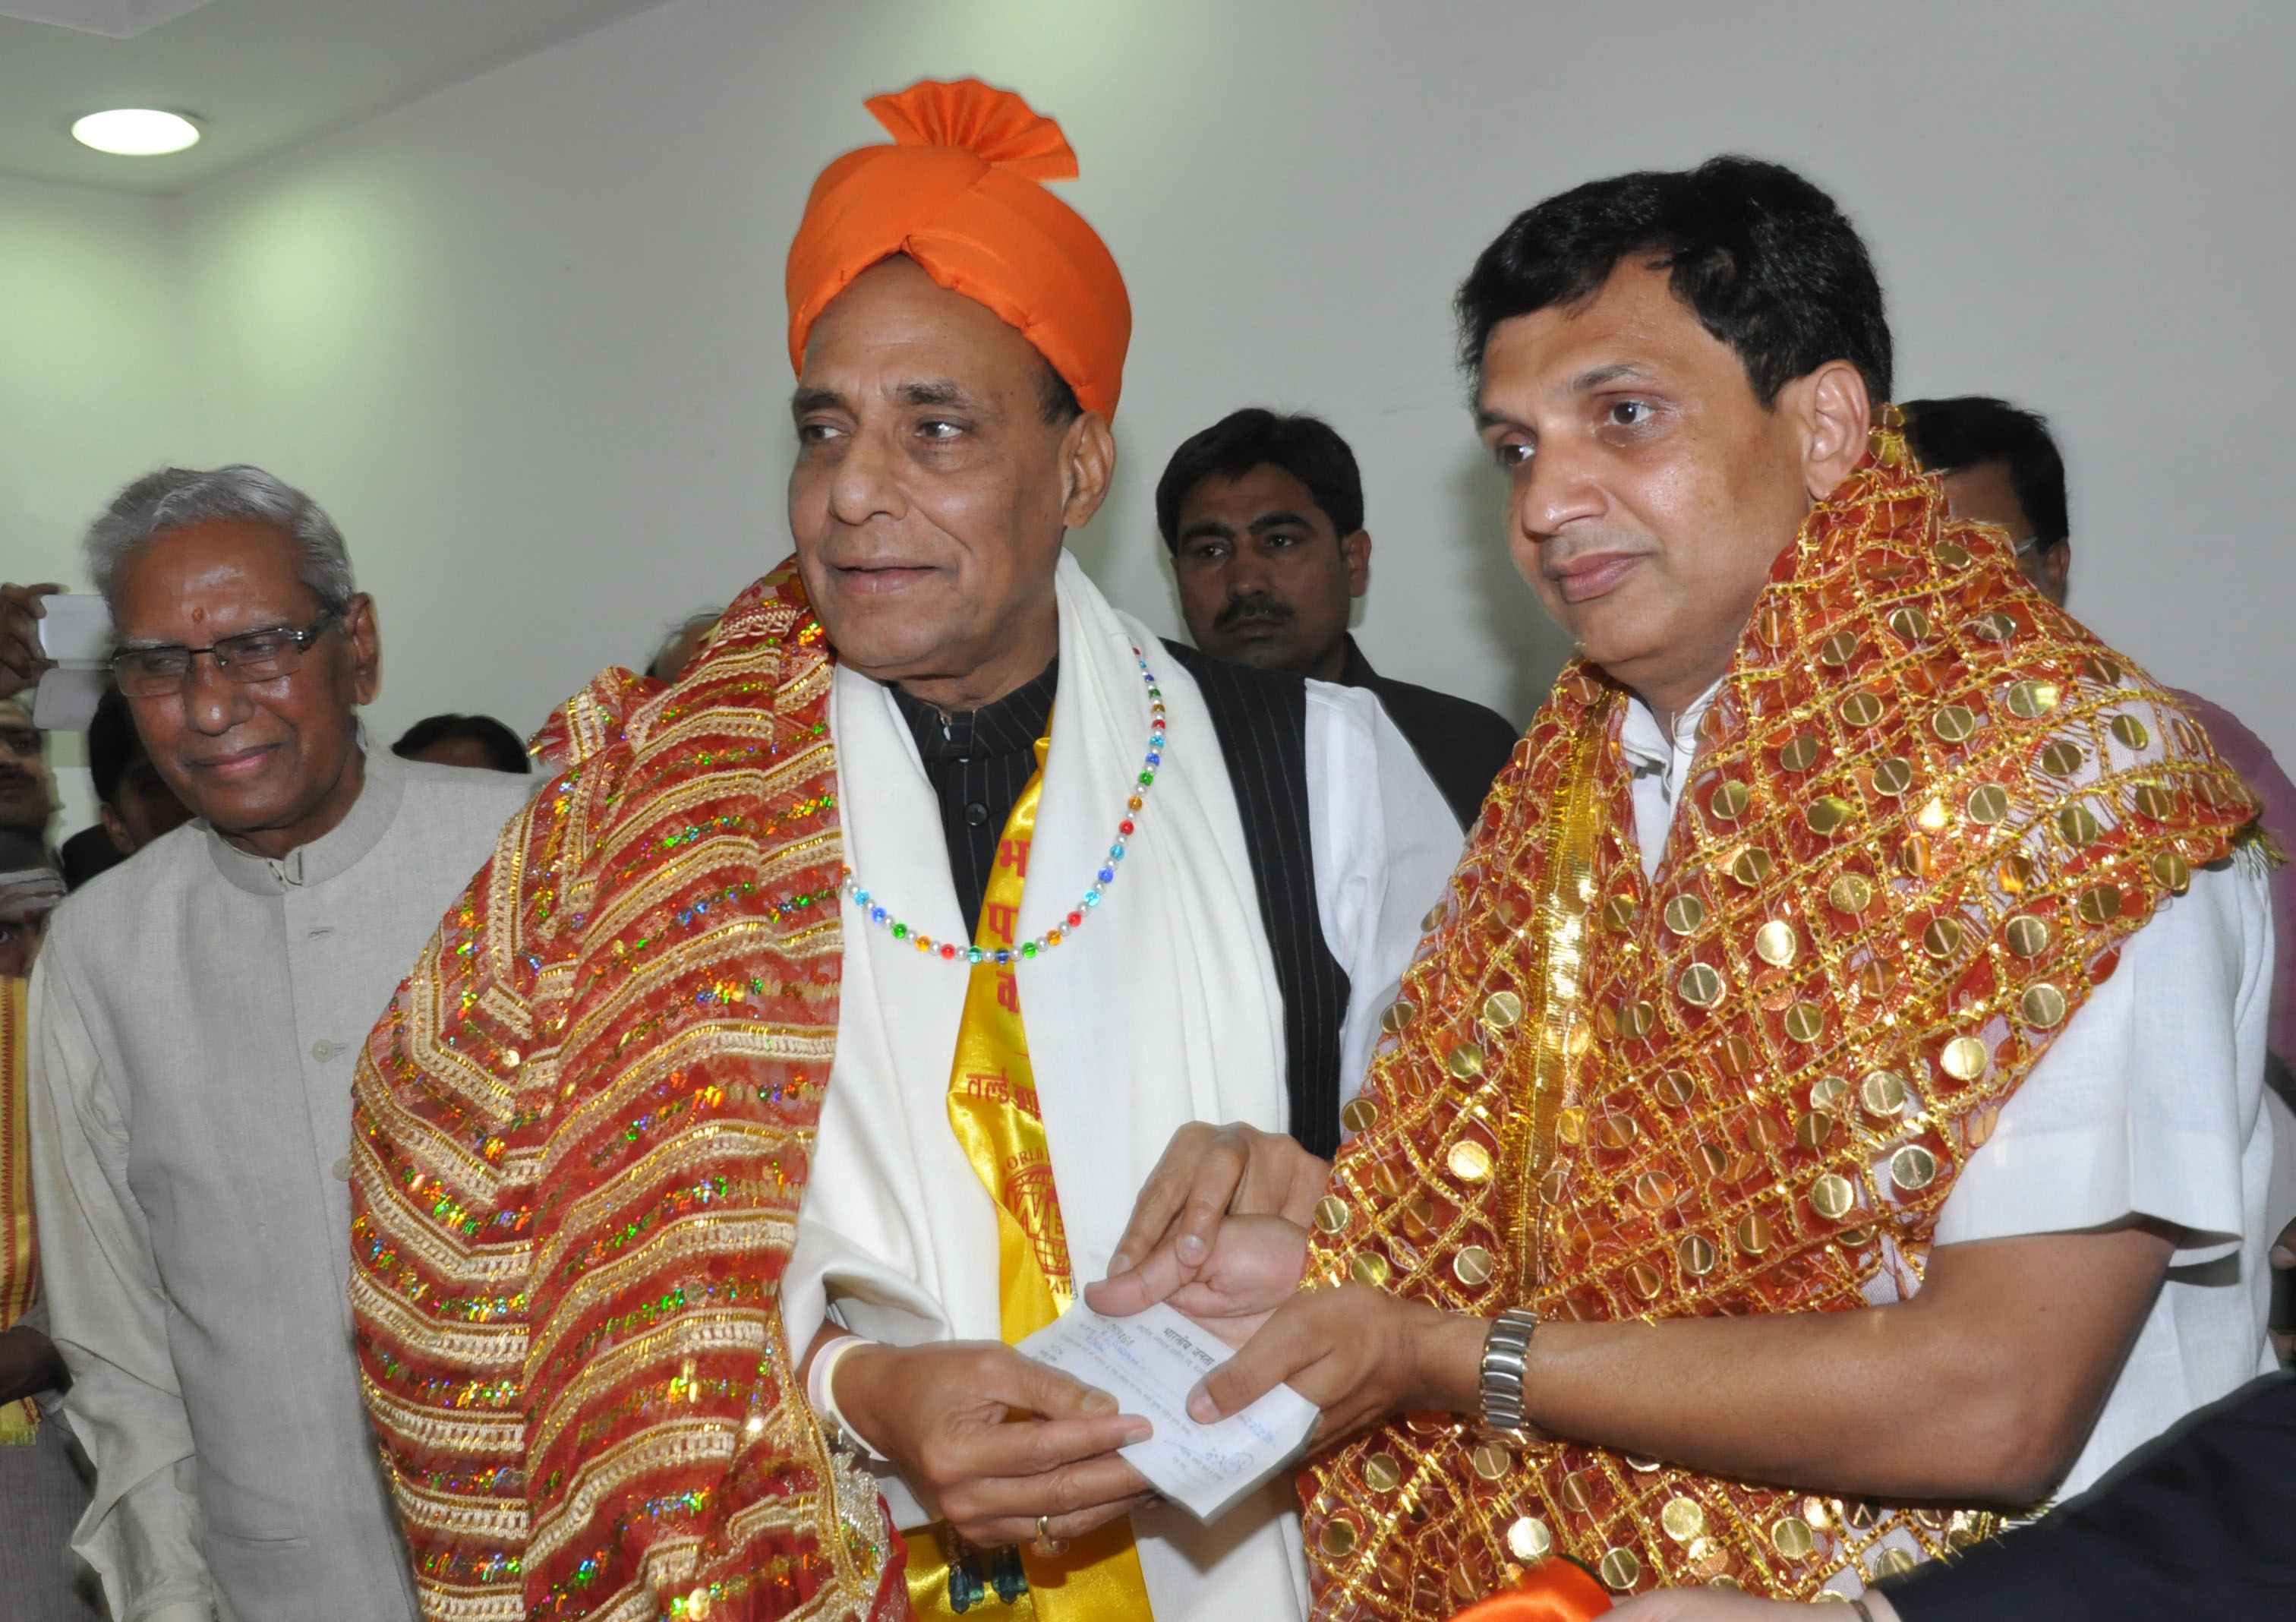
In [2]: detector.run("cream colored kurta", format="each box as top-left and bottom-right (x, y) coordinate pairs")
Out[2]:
(784, 557), (1461, 1622)
(27, 745), (532, 1622)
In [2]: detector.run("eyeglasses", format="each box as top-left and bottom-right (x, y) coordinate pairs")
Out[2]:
(111, 610), (341, 699)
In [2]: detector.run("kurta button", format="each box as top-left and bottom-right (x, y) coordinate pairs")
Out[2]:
(312, 1040), (341, 1061)
(964, 801), (989, 826)
(332, 1157), (352, 1181)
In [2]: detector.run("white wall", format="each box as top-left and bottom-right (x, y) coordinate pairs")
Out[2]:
(0, 172), (196, 828)
(8, 0), (2295, 768)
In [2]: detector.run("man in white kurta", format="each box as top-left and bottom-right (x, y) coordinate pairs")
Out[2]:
(784, 554), (1458, 1617)
(27, 465), (532, 1622)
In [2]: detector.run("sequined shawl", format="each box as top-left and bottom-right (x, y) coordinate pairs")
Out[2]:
(1298, 431), (2261, 1616)
(350, 562), (901, 1622)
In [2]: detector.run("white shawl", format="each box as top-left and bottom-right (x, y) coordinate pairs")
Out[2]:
(786, 552), (1309, 1620)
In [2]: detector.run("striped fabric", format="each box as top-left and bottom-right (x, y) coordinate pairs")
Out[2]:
(1164, 642), (1351, 1158)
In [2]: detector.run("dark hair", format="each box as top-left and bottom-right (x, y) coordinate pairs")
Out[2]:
(1456, 156), (1892, 407)
(1898, 396), (2069, 547)
(391, 713), (532, 775)
(1154, 409), (1365, 552)
(1036, 361), (1082, 426)
(86, 685), (145, 809)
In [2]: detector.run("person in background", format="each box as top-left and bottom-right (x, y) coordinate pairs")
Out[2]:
(26, 464), (532, 1622)
(1159, 408), (1521, 828)
(0, 833), (102, 1620)
(1902, 396), (2296, 1282)
(390, 712), (533, 775)
(60, 684), (196, 890)
(0, 695), (56, 850)
(646, 607), (723, 683)
(1901, 395), (2296, 1070)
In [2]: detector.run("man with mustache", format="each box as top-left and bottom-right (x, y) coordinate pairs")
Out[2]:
(23, 465), (533, 1622)
(348, 80), (1460, 1622)
(1161, 409), (1519, 829)
(1097, 157), (2279, 1616)
(0, 695), (57, 850)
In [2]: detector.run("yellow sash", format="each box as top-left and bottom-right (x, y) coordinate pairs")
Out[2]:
(905, 735), (1154, 1620)
(2, 977), (39, 1445)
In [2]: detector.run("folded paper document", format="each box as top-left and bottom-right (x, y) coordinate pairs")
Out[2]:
(1017, 1302), (1320, 1525)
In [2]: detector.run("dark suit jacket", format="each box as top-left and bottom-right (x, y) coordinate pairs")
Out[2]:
(1881, 1373), (2296, 1620)
(1336, 637), (1519, 829)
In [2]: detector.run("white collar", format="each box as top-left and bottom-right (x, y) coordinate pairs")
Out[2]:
(1620, 678), (1724, 800)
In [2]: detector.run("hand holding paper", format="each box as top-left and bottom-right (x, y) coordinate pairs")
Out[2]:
(1017, 1301), (1320, 1525)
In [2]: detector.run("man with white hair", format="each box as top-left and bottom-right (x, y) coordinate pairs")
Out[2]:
(24, 466), (532, 1622)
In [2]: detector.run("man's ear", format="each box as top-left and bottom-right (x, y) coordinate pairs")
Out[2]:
(1059, 412), (1117, 531)
(100, 803), (134, 855)
(1793, 359), (1873, 501)
(1342, 530), (1371, 598)
(342, 593), (383, 706)
(2039, 540), (2072, 605)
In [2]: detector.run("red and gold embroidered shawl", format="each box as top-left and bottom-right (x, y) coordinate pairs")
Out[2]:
(350, 563), (902, 1621)
(1298, 431), (2262, 1616)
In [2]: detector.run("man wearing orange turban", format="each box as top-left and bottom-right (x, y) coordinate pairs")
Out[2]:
(348, 79), (1463, 1622)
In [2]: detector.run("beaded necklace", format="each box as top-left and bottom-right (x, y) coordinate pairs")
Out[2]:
(841, 648), (1168, 965)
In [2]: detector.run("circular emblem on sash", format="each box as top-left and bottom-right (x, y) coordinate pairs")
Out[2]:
(1754, 920), (1798, 966)
(1454, 1246), (1495, 1286)
(2004, 914), (2052, 957)
(2020, 983), (2069, 1028)
(1770, 1517), (1815, 1560)
(1598, 1548), (1643, 1591)
(1889, 605), (1932, 642)
(2076, 883), (2124, 924)
(1940, 1036), (1990, 1081)
(1806, 797), (1855, 836)
(1662, 1497), (1707, 1542)
(1340, 1097), (1379, 1134)
(1446, 1140), (1493, 1183)
(1349, 1252), (1390, 1289)
(2038, 740), (2086, 778)
(2058, 804), (2102, 847)
(1838, 692), (1886, 728)
(1664, 895), (1708, 934)
(1827, 874), (1872, 914)
(1818, 630), (1862, 668)
(1965, 784), (2010, 825)
(1811, 1172), (1858, 1220)
(1506, 1518), (1553, 1562)
(1931, 704), (1978, 743)
(1676, 1234), (1718, 1276)
(1708, 781), (1751, 822)
(1778, 734), (1821, 772)
(1676, 964), (1726, 1008)
(1314, 1195), (1349, 1234)
(2006, 680), (2059, 720)
(1871, 758), (1916, 797)
(1364, 1453), (1402, 1493)
(1889, 1144), (1939, 1191)
(2111, 714), (2149, 749)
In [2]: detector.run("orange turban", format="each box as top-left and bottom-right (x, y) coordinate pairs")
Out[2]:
(786, 79), (1131, 419)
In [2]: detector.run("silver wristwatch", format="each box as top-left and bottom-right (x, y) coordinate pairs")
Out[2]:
(1478, 1308), (1541, 1435)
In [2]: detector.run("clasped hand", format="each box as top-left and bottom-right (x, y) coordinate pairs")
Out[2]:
(828, 1336), (1156, 1548)
(1083, 1121), (1477, 1448)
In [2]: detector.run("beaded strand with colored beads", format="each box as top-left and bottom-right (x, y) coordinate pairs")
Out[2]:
(840, 648), (1167, 966)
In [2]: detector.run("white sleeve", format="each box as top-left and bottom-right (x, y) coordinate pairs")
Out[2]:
(1302, 681), (1465, 1119)
(25, 955), (216, 1622)
(1935, 854), (2274, 1264)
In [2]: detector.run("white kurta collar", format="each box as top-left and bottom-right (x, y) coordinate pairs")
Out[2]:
(202, 729), (405, 895)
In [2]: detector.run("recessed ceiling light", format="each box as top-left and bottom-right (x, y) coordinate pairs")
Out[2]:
(71, 109), (200, 156)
